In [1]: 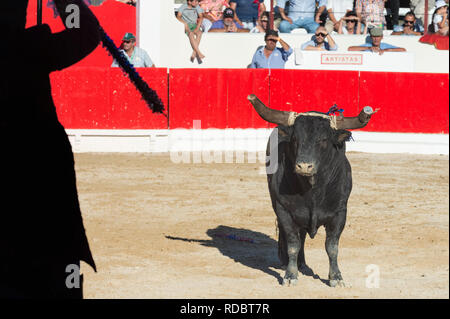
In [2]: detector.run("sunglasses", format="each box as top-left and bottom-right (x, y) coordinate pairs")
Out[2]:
(266, 38), (277, 43)
(123, 40), (133, 43)
(404, 20), (414, 24)
(347, 19), (358, 23)
(315, 32), (327, 37)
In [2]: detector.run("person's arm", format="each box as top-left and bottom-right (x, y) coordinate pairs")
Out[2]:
(278, 37), (291, 51)
(301, 41), (322, 51)
(279, 8), (293, 24)
(46, 0), (100, 71)
(355, 17), (362, 34)
(315, 4), (326, 24)
(143, 50), (155, 68)
(326, 34), (338, 50)
(328, 9), (340, 31)
(194, 12), (204, 33)
(338, 19), (344, 34)
(438, 12), (448, 29)
(348, 45), (369, 51)
(229, 2), (244, 26)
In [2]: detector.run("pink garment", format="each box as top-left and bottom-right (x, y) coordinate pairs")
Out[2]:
(200, 0), (230, 21)
(356, 0), (386, 25)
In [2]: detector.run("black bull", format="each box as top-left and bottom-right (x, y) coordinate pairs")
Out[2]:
(248, 95), (377, 287)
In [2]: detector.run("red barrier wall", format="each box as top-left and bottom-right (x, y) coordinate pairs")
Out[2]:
(169, 69), (270, 129)
(359, 72), (449, 133)
(51, 68), (168, 129)
(26, 1), (136, 67)
(50, 68), (448, 134)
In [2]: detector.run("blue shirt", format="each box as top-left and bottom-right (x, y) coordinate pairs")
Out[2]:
(301, 40), (338, 51)
(230, 0), (264, 22)
(249, 46), (293, 69)
(358, 42), (401, 51)
(210, 20), (243, 30)
(277, 0), (327, 20)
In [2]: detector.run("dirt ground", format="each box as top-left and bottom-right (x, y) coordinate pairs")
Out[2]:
(74, 152), (449, 299)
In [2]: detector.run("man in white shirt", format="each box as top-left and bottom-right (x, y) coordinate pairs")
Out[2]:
(324, 0), (354, 34)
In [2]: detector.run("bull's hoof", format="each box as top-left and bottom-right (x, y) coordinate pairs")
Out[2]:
(329, 279), (346, 288)
(282, 277), (298, 286)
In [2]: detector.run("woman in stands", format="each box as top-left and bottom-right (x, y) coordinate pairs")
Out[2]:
(430, 0), (449, 35)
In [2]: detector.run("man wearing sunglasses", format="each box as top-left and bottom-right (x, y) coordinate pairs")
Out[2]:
(301, 26), (338, 51)
(249, 30), (293, 69)
(112, 33), (155, 68)
(391, 11), (424, 35)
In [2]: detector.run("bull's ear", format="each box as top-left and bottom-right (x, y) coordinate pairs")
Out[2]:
(336, 130), (352, 144)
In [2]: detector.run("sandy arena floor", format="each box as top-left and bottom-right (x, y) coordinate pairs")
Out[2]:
(74, 152), (449, 299)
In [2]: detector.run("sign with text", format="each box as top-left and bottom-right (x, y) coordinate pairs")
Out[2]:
(321, 54), (363, 65)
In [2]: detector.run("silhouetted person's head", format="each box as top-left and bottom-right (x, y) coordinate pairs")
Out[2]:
(1, 1), (29, 31)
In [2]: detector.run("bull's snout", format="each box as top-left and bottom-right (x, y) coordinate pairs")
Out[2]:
(295, 162), (316, 176)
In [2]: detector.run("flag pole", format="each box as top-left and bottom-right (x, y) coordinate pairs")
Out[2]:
(37, 0), (43, 25)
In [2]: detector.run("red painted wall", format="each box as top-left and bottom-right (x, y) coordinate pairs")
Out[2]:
(49, 68), (449, 133)
(26, 0), (136, 67)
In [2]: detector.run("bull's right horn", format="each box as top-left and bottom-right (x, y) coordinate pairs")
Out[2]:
(335, 106), (380, 130)
(248, 94), (297, 127)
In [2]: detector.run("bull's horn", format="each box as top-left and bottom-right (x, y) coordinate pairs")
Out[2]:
(335, 106), (379, 130)
(248, 94), (297, 126)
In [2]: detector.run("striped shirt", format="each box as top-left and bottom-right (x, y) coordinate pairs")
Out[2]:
(356, 0), (386, 25)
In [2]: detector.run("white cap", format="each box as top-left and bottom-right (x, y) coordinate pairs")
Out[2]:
(435, 0), (447, 9)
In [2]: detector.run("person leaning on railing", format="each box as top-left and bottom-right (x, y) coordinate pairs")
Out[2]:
(348, 27), (407, 55)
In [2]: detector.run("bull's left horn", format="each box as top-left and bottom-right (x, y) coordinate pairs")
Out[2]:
(248, 94), (297, 127)
(335, 106), (379, 130)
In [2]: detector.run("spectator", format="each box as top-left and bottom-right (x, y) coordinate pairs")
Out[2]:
(199, 0), (230, 32)
(386, 0), (400, 30)
(430, 1), (449, 35)
(177, 0), (206, 63)
(301, 26), (338, 50)
(230, 0), (266, 29)
(410, 0), (435, 25)
(250, 11), (274, 32)
(111, 33), (155, 68)
(278, 0), (327, 34)
(355, 0), (387, 31)
(209, 7), (250, 32)
(249, 29), (293, 69)
(348, 27), (406, 54)
(324, 0), (354, 34)
(391, 11), (424, 35)
(338, 10), (362, 34)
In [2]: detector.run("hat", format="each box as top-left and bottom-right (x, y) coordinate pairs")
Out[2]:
(369, 27), (383, 37)
(122, 32), (136, 41)
(435, 0), (447, 9)
(223, 7), (235, 19)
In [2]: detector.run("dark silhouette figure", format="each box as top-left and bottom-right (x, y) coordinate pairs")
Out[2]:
(166, 225), (328, 286)
(0, 1), (100, 298)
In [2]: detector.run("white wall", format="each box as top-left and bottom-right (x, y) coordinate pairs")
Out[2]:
(139, 0), (449, 73)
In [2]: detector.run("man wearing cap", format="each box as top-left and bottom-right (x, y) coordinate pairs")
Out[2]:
(348, 27), (406, 55)
(112, 33), (155, 68)
(209, 7), (250, 32)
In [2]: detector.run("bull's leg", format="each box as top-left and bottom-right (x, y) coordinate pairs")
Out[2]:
(276, 203), (300, 286)
(325, 214), (346, 287)
(297, 230), (313, 276)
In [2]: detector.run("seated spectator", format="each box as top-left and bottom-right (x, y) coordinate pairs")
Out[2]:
(430, 1), (449, 35)
(391, 11), (424, 35)
(199, 0), (230, 32)
(230, 0), (266, 30)
(111, 33), (155, 68)
(355, 0), (386, 31)
(250, 11), (274, 33)
(209, 7), (250, 32)
(176, 0), (206, 63)
(348, 27), (407, 54)
(249, 30), (293, 69)
(301, 26), (338, 51)
(325, 0), (355, 34)
(338, 11), (363, 34)
(278, 0), (327, 34)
